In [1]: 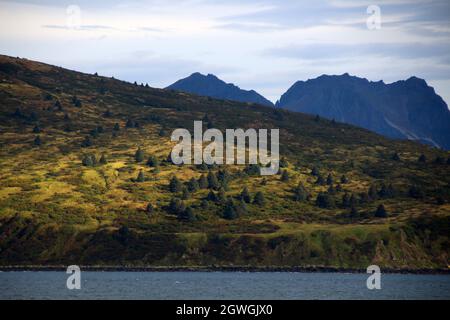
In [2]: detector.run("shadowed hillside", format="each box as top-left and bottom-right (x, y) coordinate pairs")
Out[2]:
(0, 55), (449, 269)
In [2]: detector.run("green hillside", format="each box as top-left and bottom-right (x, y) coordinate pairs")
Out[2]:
(0, 55), (449, 270)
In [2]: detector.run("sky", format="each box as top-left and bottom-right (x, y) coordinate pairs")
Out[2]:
(0, 0), (449, 105)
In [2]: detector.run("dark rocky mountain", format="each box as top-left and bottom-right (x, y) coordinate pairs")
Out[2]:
(167, 72), (274, 107)
(276, 73), (450, 150)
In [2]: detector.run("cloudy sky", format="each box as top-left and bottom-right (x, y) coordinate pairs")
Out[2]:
(0, 0), (449, 104)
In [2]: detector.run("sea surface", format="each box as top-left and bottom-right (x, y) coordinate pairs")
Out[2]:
(0, 271), (449, 300)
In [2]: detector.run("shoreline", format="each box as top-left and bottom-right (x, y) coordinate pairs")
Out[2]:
(1, 265), (449, 274)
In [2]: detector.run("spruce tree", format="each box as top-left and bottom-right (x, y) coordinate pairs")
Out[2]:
(99, 154), (107, 164)
(136, 170), (145, 182)
(146, 155), (159, 167)
(349, 206), (358, 219)
(135, 147), (144, 163)
(198, 174), (208, 189)
(187, 177), (199, 192)
(113, 123), (120, 131)
(315, 174), (325, 185)
(82, 154), (93, 166)
(311, 166), (320, 176)
(340, 175), (349, 184)
(375, 204), (388, 218)
(223, 200), (238, 220)
(279, 157), (289, 168)
(240, 187), (252, 203)
(181, 187), (190, 200)
(33, 125), (41, 133)
(326, 173), (333, 185)
(206, 190), (217, 202)
(280, 170), (290, 182)
(217, 187), (227, 203)
(146, 203), (153, 214)
(81, 136), (92, 147)
(342, 193), (351, 208)
(253, 191), (266, 206)
(207, 171), (219, 189)
(418, 154), (426, 163)
(392, 152), (401, 161)
(169, 176), (182, 193)
(368, 185), (378, 200)
(181, 206), (196, 222)
(316, 192), (335, 208)
(33, 135), (42, 146)
(293, 183), (308, 202)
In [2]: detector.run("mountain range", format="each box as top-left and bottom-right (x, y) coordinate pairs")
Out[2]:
(168, 73), (450, 150)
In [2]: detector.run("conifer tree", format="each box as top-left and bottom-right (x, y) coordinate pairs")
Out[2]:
(293, 183), (308, 202)
(207, 171), (219, 189)
(99, 154), (107, 165)
(136, 170), (145, 182)
(187, 177), (199, 192)
(33, 125), (41, 133)
(326, 173), (333, 185)
(33, 135), (42, 146)
(198, 174), (208, 189)
(253, 191), (266, 206)
(240, 187), (252, 203)
(280, 170), (290, 182)
(146, 155), (159, 167)
(375, 204), (388, 218)
(169, 176), (182, 193)
(135, 147), (144, 163)
(81, 136), (92, 147)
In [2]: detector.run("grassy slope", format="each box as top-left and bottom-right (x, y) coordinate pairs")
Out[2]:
(0, 55), (449, 269)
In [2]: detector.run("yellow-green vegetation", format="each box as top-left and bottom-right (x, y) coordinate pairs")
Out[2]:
(0, 55), (449, 269)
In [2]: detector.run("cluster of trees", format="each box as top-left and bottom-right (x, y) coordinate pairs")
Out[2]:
(126, 119), (140, 128)
(167, 198), (196, 222)
(82, 153), (107, 166)
(169, 169), (232, 195)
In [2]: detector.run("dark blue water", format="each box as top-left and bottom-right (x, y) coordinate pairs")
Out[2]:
(0, 271), (449, 300)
